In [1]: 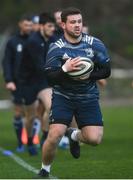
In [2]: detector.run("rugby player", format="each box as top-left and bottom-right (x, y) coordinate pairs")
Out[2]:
(37, 7), (111, 177)
(30, 14), (42, 145)
(2, 15), (32, 152)
(54, 9), (63, 40)
(19, 12), (55, 155)
(31, 15), (40, 32)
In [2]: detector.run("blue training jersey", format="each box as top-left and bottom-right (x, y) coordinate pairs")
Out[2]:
(45, 33), (110, 99)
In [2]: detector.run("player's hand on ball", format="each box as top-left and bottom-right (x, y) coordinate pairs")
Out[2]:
(6, 82), (16, 91)
(62, 57), (82, 72)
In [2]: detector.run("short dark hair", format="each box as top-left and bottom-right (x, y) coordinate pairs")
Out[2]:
(39, 12), (55, 24)
(19, 14), (32, 22)
(61, 7), (81, 23)
(54, 9), (62, 14)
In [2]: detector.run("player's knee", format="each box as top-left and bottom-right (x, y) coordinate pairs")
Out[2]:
(25, 114), (35, 124)
(14, 107), (23, 117)
(29, 115), (35, 122)
(90, 136), (102, 146)
(86, 136), (102, 146)
(47, 129), (63, 145)
(83, 133), (103, 146)
(44, 105), (51, 114)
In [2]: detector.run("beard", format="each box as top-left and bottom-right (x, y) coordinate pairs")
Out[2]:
(65, 28), (82, 39)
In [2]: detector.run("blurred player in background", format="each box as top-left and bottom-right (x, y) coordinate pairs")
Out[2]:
(54, 9), (63, 40)
(2, 15), (32, 152)
(19, 12), (55, 155)
(36, 7), (111, 178)
(82, 23), (90, 34)
(30, 14), (42, 146)
(54, 10), (62, 28)
(31, 15), (40, 32)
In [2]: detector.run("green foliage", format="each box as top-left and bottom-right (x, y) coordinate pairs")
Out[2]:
(125, 45), (133, 57)
(0, 0), (132, 60)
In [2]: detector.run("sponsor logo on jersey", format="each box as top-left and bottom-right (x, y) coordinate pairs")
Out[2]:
(41, 43), (44, 47)
(85, 48), (94, 58)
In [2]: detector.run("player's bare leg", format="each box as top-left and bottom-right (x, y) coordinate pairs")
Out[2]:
(36, 124), (67, 177)
(58, 116), (77, 150)
(42, 124), (67, 164)
(81, 126), (103, 145)
(70, 126), (103, 145)
(38, 88), (52, 131)
(32, 100), (43, 145)
(67, 126), (103, 158)
(14, 104), (24, 117)
(24, 104), (35, 137)
(37, 88), (52, 146)
(35, 100), (44, 120)
(70, 116), (78, 128)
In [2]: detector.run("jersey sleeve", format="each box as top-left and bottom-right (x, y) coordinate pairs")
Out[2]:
(89, 37), (111, 80)
(45, 43), (70, 85)
(45, 43), (63, 69)
(93, 38), (110, 64)
(2, 40), (14, 82)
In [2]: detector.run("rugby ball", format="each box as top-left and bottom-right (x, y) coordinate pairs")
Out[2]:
(67, 57), (94, 80)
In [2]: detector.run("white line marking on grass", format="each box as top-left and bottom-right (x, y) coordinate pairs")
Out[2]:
(0, 146), (38, 174)
(0, 100), (12, 109)
(0, 147), (58, 179)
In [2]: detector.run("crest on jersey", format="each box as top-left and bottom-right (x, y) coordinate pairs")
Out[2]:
(41, 43), (44, 47)
(85, 48), (94, 58)
(17, 44), (23, 52)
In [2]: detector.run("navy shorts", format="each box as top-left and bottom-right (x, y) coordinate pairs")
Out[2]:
(50, 92), (103, 129)
(20, 81), (49, 106)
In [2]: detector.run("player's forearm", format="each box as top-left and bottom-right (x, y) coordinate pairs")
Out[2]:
(89, 62), (111, 80)
(45, 67), (67, 85)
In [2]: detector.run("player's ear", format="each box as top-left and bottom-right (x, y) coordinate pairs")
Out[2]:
(18, 21), (23, 29)
(40, 24), (44, 30)
(61, 22), (65, 30)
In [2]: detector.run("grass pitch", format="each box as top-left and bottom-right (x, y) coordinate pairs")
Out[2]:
(0, 106), (133, 179)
